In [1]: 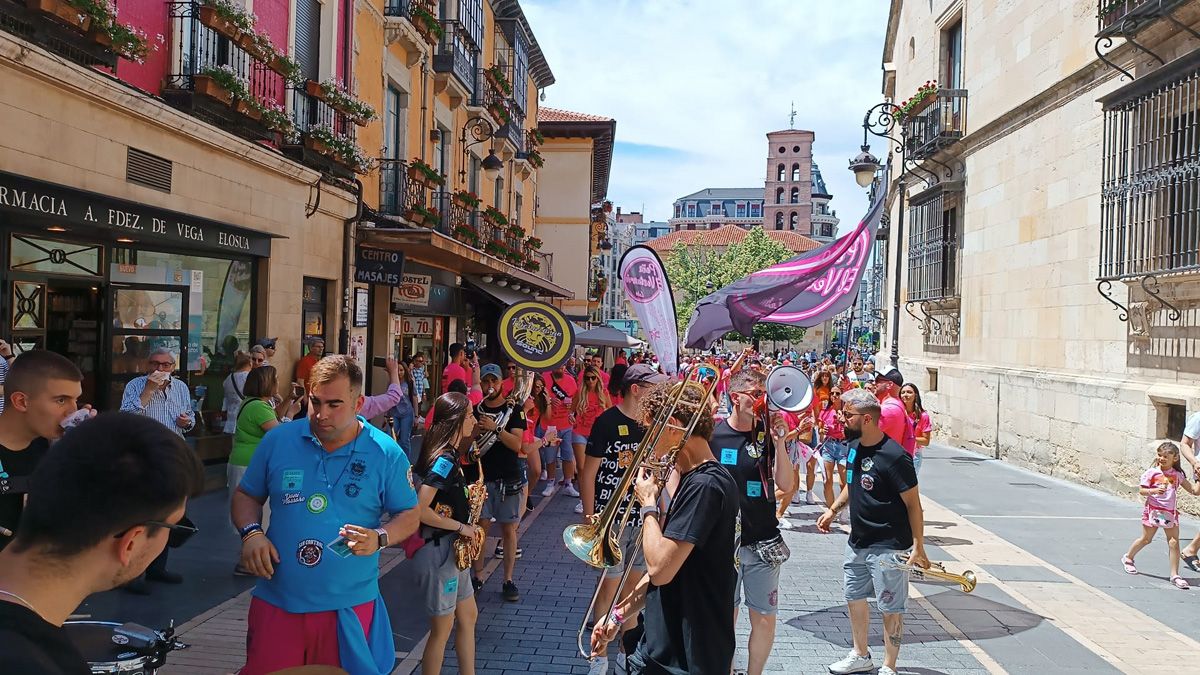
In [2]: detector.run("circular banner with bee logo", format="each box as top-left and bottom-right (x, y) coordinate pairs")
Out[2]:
(499, 301), (575, 371)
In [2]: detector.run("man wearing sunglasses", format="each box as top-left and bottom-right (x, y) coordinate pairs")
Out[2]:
(0, 412), (203, 675)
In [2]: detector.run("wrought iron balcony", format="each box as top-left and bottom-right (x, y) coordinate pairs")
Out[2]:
(433, 20), (477, 98)
(163, 2), (287, 145)
(904, 89), (967, 160)
(499, 118), (525, 154)
(1097, 0), (1188, 37)
(0, 0), (118, 68)
(379, 159), (409, 218)
(383, 0), (439, 55)
(284, 86), (359, 179)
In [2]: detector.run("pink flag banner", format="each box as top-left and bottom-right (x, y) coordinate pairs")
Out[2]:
(618, 245), (680, 374)
(684, 170), (888, 349)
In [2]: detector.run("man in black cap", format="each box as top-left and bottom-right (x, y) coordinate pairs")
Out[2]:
(579, 364), (667, 675)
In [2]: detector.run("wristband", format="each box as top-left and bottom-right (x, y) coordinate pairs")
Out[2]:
(639, 505), (660, 520)
(238, 522), (263, 539)
(280, 416), (292, 423)
(242, 530), (264, 543)
(456, 522), (464, 534)
(610, 606), (625, 627)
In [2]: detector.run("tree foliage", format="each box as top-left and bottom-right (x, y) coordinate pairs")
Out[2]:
(664, 227), (808, 345)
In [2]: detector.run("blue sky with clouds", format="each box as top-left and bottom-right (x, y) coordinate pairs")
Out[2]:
(523, 0), (891, 229)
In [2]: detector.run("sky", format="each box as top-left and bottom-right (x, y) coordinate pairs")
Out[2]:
(523, 0), (891, 230)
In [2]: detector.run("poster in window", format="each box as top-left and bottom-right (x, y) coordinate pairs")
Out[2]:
(354, 287), (369, 327)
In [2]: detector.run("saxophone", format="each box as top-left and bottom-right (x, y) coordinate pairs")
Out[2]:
(454, 457), (488, 570)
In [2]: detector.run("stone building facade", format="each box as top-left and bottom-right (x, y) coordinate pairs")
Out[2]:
(880, 0), (1200, 498)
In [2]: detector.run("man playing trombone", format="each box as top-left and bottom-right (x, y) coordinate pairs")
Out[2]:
(817, 388), (928, 675)
(590, 379), (739, 675)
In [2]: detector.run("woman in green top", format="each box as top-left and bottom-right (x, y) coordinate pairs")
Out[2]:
(228, 365), (301, 575)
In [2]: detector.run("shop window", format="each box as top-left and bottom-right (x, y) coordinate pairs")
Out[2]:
(10, 234), (102, 277)
(303, 277), (328, 344)
(11, 281), (45, 330)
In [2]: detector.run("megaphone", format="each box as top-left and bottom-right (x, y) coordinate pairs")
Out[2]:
(763, 365), (813, 413)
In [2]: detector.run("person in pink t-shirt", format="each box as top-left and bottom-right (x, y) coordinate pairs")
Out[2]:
(875, 368), (916, 457)
(1122, 442), (1200, 589)
(541, 366), (580, 497)
(900, 383), (932, 475)
(442, 343), (469, 394)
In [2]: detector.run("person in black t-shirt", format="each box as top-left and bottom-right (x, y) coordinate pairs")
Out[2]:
(710, 369), (795, 675)
(590, 379), (738, 675)
(470, 364), (528, 602)
(0, 412), (203, 675)
(817, 388), (927, 675)
(580, 364), (667, 675)
(0, 351), (90, 551)
(412, 392), (482, 675)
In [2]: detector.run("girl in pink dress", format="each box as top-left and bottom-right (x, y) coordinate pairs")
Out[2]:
(1122, 442), (1200, 589)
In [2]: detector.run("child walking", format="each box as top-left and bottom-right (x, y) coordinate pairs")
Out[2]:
(1122, 441), (1200, 589)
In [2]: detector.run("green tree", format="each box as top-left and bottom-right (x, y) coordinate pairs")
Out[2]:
(665, 227), (808, 347)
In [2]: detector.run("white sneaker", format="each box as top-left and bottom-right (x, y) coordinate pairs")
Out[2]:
(778, 518), (794, 529)
(588, 656), (609, 675)
(563, 483), (581, 497)
(791, 491), (804, 505)
(878, 667), (897, 675)
(540, 470), (548, 481)
(541, 482), (556, 497)
(828, 650), (873, 674)
(574, 501), (585, 514)
(805, 491), (817, 505)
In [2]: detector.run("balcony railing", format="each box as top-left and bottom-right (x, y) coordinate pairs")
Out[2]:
(162, 2), (287, 144)
(499, 119), (525, 154)
(1099, 54), (1200, 280)
(906, 188), (961, 302)
(384, 0), (413, 17)
(434, 20), (477, 96)
(1097, 0), (1188, 37)
(0, 0), (118, 68)
(904, 89), (967, 160)
(286, 86), (358, 178)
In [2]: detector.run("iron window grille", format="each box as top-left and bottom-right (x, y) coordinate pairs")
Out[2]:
(906, 185), (963, 302)
(1099, 49), (1200, 280)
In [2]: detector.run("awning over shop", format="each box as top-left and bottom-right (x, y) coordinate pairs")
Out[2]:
(465, 275), (535, 306)
(360, 225), (573, 299)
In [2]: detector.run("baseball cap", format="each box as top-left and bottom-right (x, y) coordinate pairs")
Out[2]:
(257, 337), (277, 348)
(878, 368), (904, 387)
(624, 364), (669, 386)
(480, 364), (503, 380)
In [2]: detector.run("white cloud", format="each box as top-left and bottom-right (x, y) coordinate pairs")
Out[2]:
(524, 0), (891, 228)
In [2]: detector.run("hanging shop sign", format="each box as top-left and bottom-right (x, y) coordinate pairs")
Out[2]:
(0, 171), (273, 257)
(391, 273), (432, 306)
(354, 246), (406, 287)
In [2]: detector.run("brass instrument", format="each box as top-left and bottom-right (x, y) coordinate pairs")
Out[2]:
(454, 458), (487, 570)
(469, 371), (535, 461)
(884, 553), (978, 593)
(564, 354), (744, 658)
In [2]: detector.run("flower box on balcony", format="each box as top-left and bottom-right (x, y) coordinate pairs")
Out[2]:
(453, 223), (480, 246)
(411, 4), (442, 44)
(237, 32), (272, 63)
(193, 75), (234, 106)
(197, 5), (242, 41)
(304, 134), (332, 157)
(523, 259), (540, 273)
(453, 191), (481, 209)
(894, 81), (939, 121)
(234, 99), (262, 121)
(26, 0), (91, 32)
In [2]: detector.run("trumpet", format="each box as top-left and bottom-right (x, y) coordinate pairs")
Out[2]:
(883, 553), (977, 593)
(562, 355), (741, 658)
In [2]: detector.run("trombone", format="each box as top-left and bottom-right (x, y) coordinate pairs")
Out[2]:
(562, 354), (743, 658)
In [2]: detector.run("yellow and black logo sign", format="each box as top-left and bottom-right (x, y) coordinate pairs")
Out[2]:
(500, 301), (574, 371)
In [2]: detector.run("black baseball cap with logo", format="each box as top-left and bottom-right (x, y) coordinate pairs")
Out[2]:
(623, 364), (669, 386)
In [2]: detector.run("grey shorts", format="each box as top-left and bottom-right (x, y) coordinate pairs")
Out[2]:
(410, 537), (473, 617)
(843, 545), (909, 614)
(601, 524), (647, 580)
(480, 481), (523, 524)
(735, 545), (781, 615)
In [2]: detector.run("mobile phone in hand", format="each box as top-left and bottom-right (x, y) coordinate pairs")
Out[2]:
(372, 356), (388, 368)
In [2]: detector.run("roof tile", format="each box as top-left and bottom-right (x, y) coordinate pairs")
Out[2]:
(537, 107), (614, 123)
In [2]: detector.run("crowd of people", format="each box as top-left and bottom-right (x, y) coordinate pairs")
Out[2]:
(0, 338), (943, 675)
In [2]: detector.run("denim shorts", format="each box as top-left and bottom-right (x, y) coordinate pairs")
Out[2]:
(843, 545), (909, 614)
(539, 426), (576, 465)
(735, 546), (781, 615)
(571, 432), (589, 447)
(820, 440), (850, 464)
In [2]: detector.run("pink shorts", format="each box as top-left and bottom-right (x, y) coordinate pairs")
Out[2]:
(1143, 505), (1178, 529)
(242, 596), (374, 675)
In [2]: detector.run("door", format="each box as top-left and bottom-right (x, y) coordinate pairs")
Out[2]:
(108, 283), (190, 410)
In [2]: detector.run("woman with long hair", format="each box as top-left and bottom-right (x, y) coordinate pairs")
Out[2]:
(229, 365), (301, 574)
(391, 358), (419, 463)
(900, 383), (932, 475)
(528, 374), (556, 485)
(607, 363), (628, 407)
(569, 366), (610, 513)
(221, 350), (253, 434)
(414, 392), (481, 675)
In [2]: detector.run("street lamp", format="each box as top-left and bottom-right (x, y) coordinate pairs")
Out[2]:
(848, 102), (908, 370)
(460, 116), (506, 183)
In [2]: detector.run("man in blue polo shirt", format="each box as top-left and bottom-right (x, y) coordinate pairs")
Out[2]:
(232, 355), (419, 675)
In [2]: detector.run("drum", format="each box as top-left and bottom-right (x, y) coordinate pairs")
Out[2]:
(64, 621), (158, 674)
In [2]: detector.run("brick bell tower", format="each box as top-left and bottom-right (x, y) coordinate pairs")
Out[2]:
(763, 128), (814, 235)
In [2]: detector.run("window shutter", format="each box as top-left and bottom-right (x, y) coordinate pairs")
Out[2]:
(295, 0), (322, 81)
